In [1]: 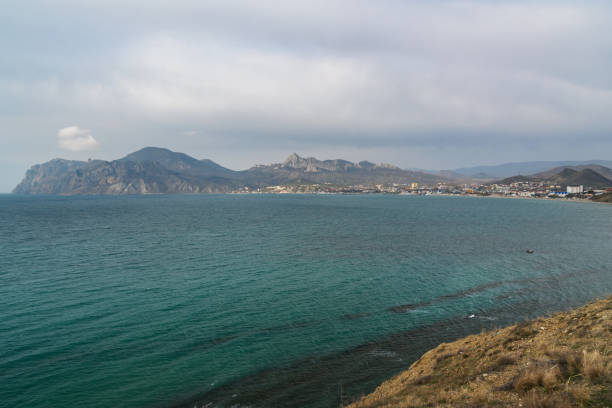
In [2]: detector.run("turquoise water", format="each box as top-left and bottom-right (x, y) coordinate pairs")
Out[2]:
(1, 194), (611, 408)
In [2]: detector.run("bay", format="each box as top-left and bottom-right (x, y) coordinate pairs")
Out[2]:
(1, 194), (611, 408)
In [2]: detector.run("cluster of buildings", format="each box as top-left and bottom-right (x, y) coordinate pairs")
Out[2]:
(234, 183), (422, 194)
(232, 180), (612, 199)
(475, 181), (611, 199)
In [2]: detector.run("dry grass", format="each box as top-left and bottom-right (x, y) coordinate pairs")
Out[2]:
(569, 383), (591, 402)
(348, 296), (612, 408)
(524, 390), (572, 408)
(513, 364), (563, 392)
(582, 349), (606, 380)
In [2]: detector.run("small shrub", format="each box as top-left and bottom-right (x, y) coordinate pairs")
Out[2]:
(497, 354), (516, 366)
(515, 367), (545, 392)
(541, 365), (561, 389)
(487, 353), (517, 372)
(514, 323), (537, 338)
(582, 349), (605, 380)
(546, 348), (582, 375)
(568, 383), (591, 403)
(514, 365), (561, 392)
(566, 352), (583, 375)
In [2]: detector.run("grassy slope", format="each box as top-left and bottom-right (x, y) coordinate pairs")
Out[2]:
(349, 296), (612, 408)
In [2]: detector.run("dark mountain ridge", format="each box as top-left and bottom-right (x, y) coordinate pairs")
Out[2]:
(119, 147), (237, 178)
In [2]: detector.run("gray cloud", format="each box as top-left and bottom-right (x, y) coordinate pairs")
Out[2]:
(1, 0), (612, 191)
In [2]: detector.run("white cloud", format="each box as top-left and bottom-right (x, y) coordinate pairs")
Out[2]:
(57, 126), (100, 151)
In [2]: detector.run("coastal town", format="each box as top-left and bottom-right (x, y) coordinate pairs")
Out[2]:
(232, 180), (612, 201)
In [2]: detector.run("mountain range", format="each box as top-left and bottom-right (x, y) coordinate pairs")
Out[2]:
(13, 147), (612, 194)
(13, 147), (444, 194)
(451, 160), (612, 179)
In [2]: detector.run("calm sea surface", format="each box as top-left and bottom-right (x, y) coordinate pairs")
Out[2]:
(1, 194), (611, 408)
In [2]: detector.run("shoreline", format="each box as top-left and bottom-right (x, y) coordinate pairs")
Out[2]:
(3, 191), (609, 205)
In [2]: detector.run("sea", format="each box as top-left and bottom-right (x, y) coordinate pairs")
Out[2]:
(1, 194), (611, 408)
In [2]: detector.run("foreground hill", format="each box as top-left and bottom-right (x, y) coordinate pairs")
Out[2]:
(13, 148), (446, 194)
(349, 296), (612, 408)
(498, 166), (612, 189)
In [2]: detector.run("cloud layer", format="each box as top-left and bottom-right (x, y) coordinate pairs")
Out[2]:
(1, 0), (612, 191)
(57, 126), (99, 152)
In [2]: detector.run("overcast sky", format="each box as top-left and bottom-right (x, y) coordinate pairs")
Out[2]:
(2, 0), (612, 191)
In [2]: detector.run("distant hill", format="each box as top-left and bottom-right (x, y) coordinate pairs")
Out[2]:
(453, 160), (612, 179)
(497, 166), (612, 189)
(548, 168), (612, 188)
(497, 175), (539, 184)
(13, 148), (447, 195)
(533, 164), (612, 180)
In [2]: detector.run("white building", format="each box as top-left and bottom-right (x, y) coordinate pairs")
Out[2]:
(567, 185), (584, 194)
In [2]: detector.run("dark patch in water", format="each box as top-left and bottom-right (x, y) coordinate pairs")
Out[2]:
(261, 320), (313, 332)
(437, 281), (505, 301)
(343, 313), (370, 320)
(387, 282), (505, 313)
(388, 271), (599, 314)
(495, 290), (524, 301)
(387, 302), (432, 313)
(211, 335), (240, 346)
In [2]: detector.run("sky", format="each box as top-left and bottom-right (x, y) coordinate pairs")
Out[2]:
(1, 0), (612, 191)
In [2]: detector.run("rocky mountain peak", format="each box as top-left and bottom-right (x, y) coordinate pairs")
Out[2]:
(283, 153), (304, 168)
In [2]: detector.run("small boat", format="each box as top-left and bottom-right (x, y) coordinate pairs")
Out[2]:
(526, 249), (534, 254)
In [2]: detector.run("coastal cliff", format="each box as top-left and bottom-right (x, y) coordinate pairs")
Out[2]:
(12, 157), (240, 194)
(349, 296), (612, 407)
